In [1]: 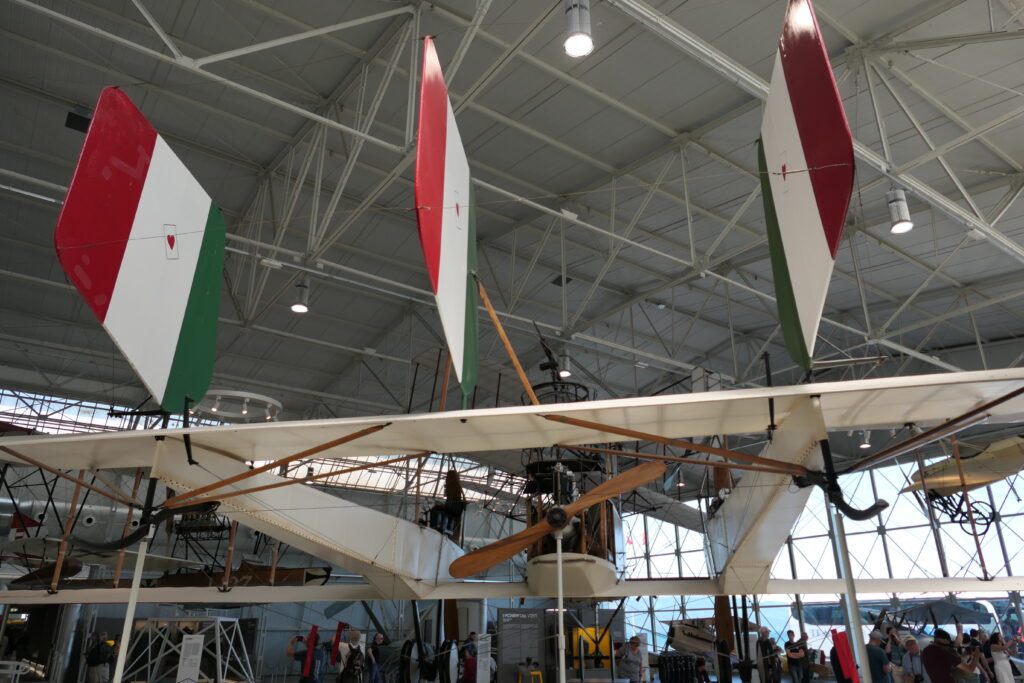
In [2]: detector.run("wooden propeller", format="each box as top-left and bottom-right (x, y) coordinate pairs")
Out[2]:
(448, 460), (666, 579)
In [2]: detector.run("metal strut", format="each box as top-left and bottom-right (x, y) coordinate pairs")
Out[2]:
(793, 439), (889, 521)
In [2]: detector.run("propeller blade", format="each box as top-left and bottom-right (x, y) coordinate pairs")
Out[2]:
(448, 461), (665, 579)
(449, 518), (556, 579)
(563, 461), (666, 518)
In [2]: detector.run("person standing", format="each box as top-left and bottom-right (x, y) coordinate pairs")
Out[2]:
(799, 632), (813, 683)
(785, 631), (805, 683)
(615, 636), (645, 683)
(924, 628), (971, 683)
(287, 633), (328, 683)
(757, 628), (781, 683)
(901, 638), (930, 683)
(987, 633), (1017, 683)
(867, 630), (895, 683)
(695, 657), (712, 683)
(338, 630), (367, 683)
(85, 632), (114, 683)
(368, 633), (384, 683)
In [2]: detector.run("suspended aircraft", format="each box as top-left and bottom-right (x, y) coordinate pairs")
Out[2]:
(0, 0), (1021, 617)
(901, 435), (1024, 534)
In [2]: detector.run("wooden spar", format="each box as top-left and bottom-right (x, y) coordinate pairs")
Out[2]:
(543, 416), (809, 476)
(165, 452), (427, 509)
(90, 469), (141, 507)
(476, 277), (538, 406)
(566, 444), (803, 477)
(438, 351), (453, 412)
(269, 539), (281, 586)
(413, 456), (424, 524)
(951, 435), (990, 580)
(113, 469), (144, 588)
(50, 469), (85, 592)
(579, 509), (587, 553)
(0, 446), (140, 508)
(847, 384), (1024, 473)
(162, 423), (389, 507)
(221, 521), (238, 591)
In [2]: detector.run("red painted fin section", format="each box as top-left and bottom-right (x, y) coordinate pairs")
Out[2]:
(54, 87), (157, 321)
(778, 0), (855, 259)
(414, 37), (449, 295)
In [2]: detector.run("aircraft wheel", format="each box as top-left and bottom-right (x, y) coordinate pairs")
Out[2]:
(438, 640), (460, 683)
(400, 640), (419, 683)
(960, 500), (994, 535)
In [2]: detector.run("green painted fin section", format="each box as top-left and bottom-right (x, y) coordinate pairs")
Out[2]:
(757, 138), (811, 370)
(460, 183), (479, 409)
(162, 203), (226, 412)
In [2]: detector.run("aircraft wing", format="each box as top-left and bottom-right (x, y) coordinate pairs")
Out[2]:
(901, 435), (1024, 495)
(0, 537), (202, 571)
(1, 368), (1023, 471)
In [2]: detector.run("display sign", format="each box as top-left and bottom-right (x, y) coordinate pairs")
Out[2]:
(176, 633), (205, 683)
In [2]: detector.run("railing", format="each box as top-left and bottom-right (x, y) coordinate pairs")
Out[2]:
(0, 660), (32, 683)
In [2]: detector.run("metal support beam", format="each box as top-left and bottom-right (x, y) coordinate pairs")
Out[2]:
(603, 0), (1024, 265)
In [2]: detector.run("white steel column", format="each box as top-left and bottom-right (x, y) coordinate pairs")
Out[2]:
(826, 501), (872, 683)
(555, 529), (567, 683)
(112, 523), (155, 682)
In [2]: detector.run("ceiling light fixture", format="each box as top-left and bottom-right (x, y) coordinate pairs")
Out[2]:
(564, 0), (594, 58)
(291, 277), (310, 314)
(887, 188), (913, 234)
(859, 430), (871, 450)
(241, 400), (248, 416)
(558, 354), (572, 378)
(210, 397), (221, 413)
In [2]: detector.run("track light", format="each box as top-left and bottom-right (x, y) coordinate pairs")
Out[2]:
(859, 430), (871, 449)
(264, 406), (273, 421)
(211, 397), (221, 413)
(887, 188), (913, 234)
(241, 400), (248, 416)
(558, 354), (572, 378)
(291, 277), (310, 314)
(564, 0), (594, 58)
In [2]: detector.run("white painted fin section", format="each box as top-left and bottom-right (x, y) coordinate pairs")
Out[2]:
(705, 396), (826, 594)
(152, 450), (463, 599)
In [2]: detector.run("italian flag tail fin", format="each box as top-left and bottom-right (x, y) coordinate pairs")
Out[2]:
(759, 0), (855, 370)
(54, 87), (224, 413)
(414, 37), (479, 407)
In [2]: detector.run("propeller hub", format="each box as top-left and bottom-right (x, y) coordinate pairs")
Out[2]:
(547, 506), (569, 529)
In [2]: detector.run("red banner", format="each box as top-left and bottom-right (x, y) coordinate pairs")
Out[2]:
(331, 622), (347, 666)
(304, 625), (319, 678)
(831, 629), (860, 683)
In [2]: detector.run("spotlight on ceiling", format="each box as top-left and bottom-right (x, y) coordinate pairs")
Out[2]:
(210, 397), (221, 413)
(558, 354), (572, 378)
(887, 188), (913, 234)
(564, 0), (594, 58)
(291, 277), (310, 314)
(859, 430), (871, 450)
(241, 400), (248, 416)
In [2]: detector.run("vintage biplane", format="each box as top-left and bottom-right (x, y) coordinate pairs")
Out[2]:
(3, 2), (1024, 682)
(901, 435), (1024, 535)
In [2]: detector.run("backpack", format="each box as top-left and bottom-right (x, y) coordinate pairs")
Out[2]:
(340, 645), (365, 683)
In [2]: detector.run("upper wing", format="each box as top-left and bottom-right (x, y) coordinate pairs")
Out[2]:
(2, 368), (1023, 471)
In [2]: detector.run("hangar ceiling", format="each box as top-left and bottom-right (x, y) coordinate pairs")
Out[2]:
(1, 0), (1023, 459)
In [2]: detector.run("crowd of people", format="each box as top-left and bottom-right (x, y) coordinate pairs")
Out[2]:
(287, 629), (385, 683)
(740, 623), (1020, 683)
(830, 624), (1021, 683)
(288, 630), (491, 683)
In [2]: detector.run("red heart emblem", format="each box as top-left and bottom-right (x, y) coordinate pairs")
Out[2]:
(167, 234), (176, 250)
